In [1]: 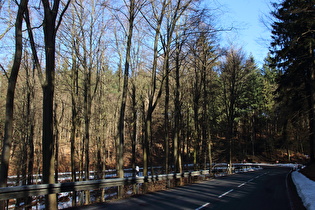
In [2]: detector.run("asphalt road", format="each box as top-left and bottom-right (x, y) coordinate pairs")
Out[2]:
(68, 167), (305, 210)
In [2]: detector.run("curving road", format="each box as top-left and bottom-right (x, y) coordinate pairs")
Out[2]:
(68, 167), (305, 210)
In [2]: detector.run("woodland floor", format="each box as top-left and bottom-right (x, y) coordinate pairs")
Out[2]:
(300, 163), (315, 181)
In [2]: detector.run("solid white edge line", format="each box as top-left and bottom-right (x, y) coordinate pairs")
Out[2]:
(218, 189), (234, 198)
(195, 202), (210, 210)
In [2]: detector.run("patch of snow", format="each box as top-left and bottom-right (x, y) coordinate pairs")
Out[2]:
(292, 171), (315, 210)
(58, 202), (72, 209)
(105, 192), (117, 200)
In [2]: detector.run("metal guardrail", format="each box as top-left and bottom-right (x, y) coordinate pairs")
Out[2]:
(0, 163), (273, 202)
(0, 170), (211, 201)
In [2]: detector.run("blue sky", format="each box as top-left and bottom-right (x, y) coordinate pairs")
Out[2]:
(213, 0), (277, 67)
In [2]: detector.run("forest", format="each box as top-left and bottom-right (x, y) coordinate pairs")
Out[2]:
(0, 0), (314, 208)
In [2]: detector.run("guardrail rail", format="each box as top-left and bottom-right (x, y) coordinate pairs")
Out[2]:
(0, 163), (273, 209)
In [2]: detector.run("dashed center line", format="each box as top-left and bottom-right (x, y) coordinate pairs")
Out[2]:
(238, 172), (267, 188)
(238, 182), (246, 187)
(196, 172), (269, 209)
(218, 189), (234, 198)
(195, 202), (210, 210)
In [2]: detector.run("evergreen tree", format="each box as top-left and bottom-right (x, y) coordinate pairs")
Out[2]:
(270, 0), (315, 163)
(219, 47), (248, 170)
(239, 56), (264, 158)
(261, 55), (280, 157)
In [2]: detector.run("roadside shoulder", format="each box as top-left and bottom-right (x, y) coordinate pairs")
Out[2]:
(292, 170), (315, 210)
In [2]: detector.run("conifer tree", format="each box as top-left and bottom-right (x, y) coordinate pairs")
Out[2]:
(270, 0), (315, 163)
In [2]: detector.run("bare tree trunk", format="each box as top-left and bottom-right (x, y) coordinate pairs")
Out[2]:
(306, 40), (315, 163)
(41, 2), (58, 208)
(0, 1), (28, 209)
(54, 102), (59, 183)
(174, 37), (181, 180)
(70, 43), (79, 206)
(41, 1), (70, 209)
(26, 60), (35, 209)
(164, 55), (170, 187)
(193, 65), (201, 170)
(83, 66), (91, 203)
(117, 0), (137, 198)
(143, 113), (150, 193)
(70, 105), (77, 206)
(201, 61), (207, 171)
(130, 83), (138, 194)
(208, 140), (212, 175)
(161, 0), (194, 180)
(142, 0), (167, 193)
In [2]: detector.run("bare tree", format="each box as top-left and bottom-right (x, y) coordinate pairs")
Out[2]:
(116, 0), (138, 198)
(24, 0), (71, 209)
(160, 0), (194, 185)
(41, 1), (70, 208)
(140, 0), (168, 193)
(20, 51), (36, 209)
(58, 0), (110, 204)
(0, 1), (28, 209)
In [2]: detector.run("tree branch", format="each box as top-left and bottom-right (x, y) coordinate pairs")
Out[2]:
(0, 63), (9, 80)
(56, 0), (71, 32)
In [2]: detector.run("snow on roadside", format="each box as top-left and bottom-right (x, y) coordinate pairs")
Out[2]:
(292, 170), (315, 210)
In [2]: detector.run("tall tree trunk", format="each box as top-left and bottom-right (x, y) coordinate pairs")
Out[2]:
(42, 2), (57, 208)
(26, 79), (35, 209)
(117, 0), (136, 198)
(208, 139), (212, 175)
(41, 1), (70, 209)
(70, 44), (78, 207)
(202, 64), (207, 170)
(251, 113), (255, 157)
(164, 58), (170, 185)
(306, 74), (315, 164)
(174, 40), (181, 185)
(143, 111), (151, 193)
(193, 66), (201, 170)
(227, 118), (233, 174)
(83, 68), (91, 203)
(70, 104), (77, 206)
(54, 102), (59, 183)
(142, 0), (167, 192)
(0, 1), (28, 209)
(307, 40), (315, 163)
(131, 83), (137, 194)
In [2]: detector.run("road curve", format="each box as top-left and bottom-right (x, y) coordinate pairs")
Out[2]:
(67, 167), (305, 210)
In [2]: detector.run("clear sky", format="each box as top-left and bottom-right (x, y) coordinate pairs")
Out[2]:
(213, 0), (276, 67)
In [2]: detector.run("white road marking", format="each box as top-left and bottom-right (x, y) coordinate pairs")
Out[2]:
(238, 172), (266, 188)
(238, 182), (246, 187)
(197, 172), (269, 209)
(218, 189), (234, 198)
(195, 202), (210, 210)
